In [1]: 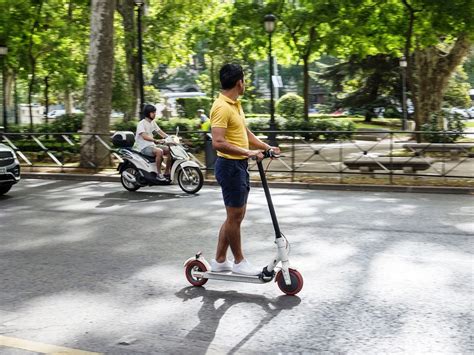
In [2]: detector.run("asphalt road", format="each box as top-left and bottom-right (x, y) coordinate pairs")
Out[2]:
(0, 179), (473, 354)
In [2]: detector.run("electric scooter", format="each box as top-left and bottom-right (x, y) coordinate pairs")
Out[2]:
(184, 150), (304, 295)
(112, 129), (204, 194)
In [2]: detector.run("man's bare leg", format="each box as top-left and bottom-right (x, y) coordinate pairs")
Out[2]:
(154, 148), (163, 175)
(215, 205), (246, 263)
(163, 147), (171, 175)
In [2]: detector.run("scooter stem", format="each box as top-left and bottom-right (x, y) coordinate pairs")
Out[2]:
(256, 160), (282, 239)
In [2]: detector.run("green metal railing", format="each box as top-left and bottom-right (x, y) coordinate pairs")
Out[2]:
(1, 130), (473, 184)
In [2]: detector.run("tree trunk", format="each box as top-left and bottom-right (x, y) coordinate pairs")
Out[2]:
(27, 1), (43, 132)
(80, 0), (115, 168)
(117, 0), (138, 122)
(28, 60), (36, 131)
(210, 55), (215, 100)
(44, 76), (49, 124)
(14, 73), (19, 124)
(410, 34), (471, 132)
(64, 88), (73, 114)
(302, 56), (310, 121)
(5, 69), (14, 125)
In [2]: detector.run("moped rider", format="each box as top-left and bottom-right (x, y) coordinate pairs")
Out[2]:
(210, 63), (280, 276)
(135, 104), (171, 181)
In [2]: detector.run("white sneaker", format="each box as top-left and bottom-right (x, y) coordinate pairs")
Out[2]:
(232, 259), (262, 276)
(210, 259), (233, 272)
(155, 174), (166, 182)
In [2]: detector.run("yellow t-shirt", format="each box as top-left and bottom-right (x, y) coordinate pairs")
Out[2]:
(210, 93), (248, 159)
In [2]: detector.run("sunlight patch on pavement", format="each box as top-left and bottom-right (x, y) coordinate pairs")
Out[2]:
(0, 335), (100, 354)
(364, 241), (472, 311)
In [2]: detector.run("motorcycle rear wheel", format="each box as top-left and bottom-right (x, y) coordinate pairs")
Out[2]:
(121, 166), (141, 192)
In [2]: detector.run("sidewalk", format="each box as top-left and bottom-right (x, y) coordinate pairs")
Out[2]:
(21, 171), (474, 195)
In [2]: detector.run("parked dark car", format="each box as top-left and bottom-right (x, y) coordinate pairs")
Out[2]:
(0, 143), (20, 195)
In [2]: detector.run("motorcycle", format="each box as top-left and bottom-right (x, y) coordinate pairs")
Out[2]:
(112, 129), (204, 194)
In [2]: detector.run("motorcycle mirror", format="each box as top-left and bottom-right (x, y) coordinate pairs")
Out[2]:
(176, 126), (180, 136)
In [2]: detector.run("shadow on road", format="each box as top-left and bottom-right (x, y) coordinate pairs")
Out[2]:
(81, 190), (196, 208)
(0, 194), (14, 201)
(175, 286), (301, 354)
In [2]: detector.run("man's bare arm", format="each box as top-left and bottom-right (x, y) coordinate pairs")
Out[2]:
(246, 128), (271, 150)
(212, 127), (262, 158)
(246, 128), (280, 154)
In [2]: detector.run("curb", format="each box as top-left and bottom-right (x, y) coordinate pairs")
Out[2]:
(22, 172), (474, 195)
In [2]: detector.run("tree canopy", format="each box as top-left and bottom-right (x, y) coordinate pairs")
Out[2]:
(1, 0), (472, 131)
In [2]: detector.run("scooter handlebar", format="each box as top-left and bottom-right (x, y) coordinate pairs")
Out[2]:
(164, 135), (180, 144)
(263, 149), (279, 159)
(251, 149), (280, 160)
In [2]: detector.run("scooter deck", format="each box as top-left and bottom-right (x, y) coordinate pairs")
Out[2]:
(202, 271), (268, 284)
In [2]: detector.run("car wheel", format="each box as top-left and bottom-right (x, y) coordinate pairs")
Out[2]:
(0, 185), (12, 195)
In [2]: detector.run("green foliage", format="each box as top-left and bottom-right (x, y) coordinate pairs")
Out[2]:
(112, 119), (138, 133)
(443, 67), (472, 108)
(245, 116), (286, 131)
(159, 118), (201, 132)
(5, 0), (473, 135)
(6, 114), (84, 134)
(176, 98), (213, 118)
(250, 99), (270, 114)
(464, 52), (474, 87)
(239, 99), (252, 114)
(112, 64), (133, 114)
(276, 94), (304, 120)
(286, 118), (356, 141)
(49, 114), (84, 133)
(245, 114), (355, 141)
(8, 139), (79, 154)
(320, 55), (402, 117)
(421, 112), (466, 143)
(4, 0), (89, 107)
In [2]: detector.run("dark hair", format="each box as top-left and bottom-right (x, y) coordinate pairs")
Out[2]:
(143, 104), (156, 119)
(219, 63), (244, 90)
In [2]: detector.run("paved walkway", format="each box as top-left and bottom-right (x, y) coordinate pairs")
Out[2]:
(1, 179), (473, 354)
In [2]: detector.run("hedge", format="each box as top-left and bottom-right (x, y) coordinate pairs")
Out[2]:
(421, 112), (465, 143)
(276, 93), (304, 120)
(176, 97), (213, 118)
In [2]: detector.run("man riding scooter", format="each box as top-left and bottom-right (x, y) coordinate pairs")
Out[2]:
(135, 104), (171, 181)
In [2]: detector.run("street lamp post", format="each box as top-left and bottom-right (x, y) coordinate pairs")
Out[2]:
(0, 45), (8, 132)
(264, 14), (277, 146)
(134, 0), (145, 118)
(400, 56), (408, 131)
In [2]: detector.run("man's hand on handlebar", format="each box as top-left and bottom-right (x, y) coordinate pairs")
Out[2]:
(268, 146), (281, 157)
(247, 150), (265, 161)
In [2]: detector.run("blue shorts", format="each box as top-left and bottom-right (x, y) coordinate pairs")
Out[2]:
(215, 157), (250, 208)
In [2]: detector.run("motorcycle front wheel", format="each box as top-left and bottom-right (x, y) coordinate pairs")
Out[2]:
(177, 166), (203, 194)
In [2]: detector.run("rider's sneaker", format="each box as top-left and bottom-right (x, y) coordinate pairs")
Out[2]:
(164, 173), (171, 180)
(156, 174), (166, 182)
(232, 259), (262, 276)
(210, 259), (233, 272)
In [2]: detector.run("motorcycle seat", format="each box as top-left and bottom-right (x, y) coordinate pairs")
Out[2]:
(136, 151), (156, 163)
(121, 147), (157, 163)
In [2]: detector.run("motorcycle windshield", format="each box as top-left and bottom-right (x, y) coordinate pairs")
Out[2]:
(171, 145), (188, 159)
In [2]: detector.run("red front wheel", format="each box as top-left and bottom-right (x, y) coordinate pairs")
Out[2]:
(185, 260), (208, 287)
(276, 268), (303, 295)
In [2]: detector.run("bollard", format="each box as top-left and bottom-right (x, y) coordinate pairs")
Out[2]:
(204, 133), (217, 172)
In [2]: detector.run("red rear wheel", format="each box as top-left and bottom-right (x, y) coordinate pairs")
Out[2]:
(276, 268), (303, 295)
(185, 260), (208, 287)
